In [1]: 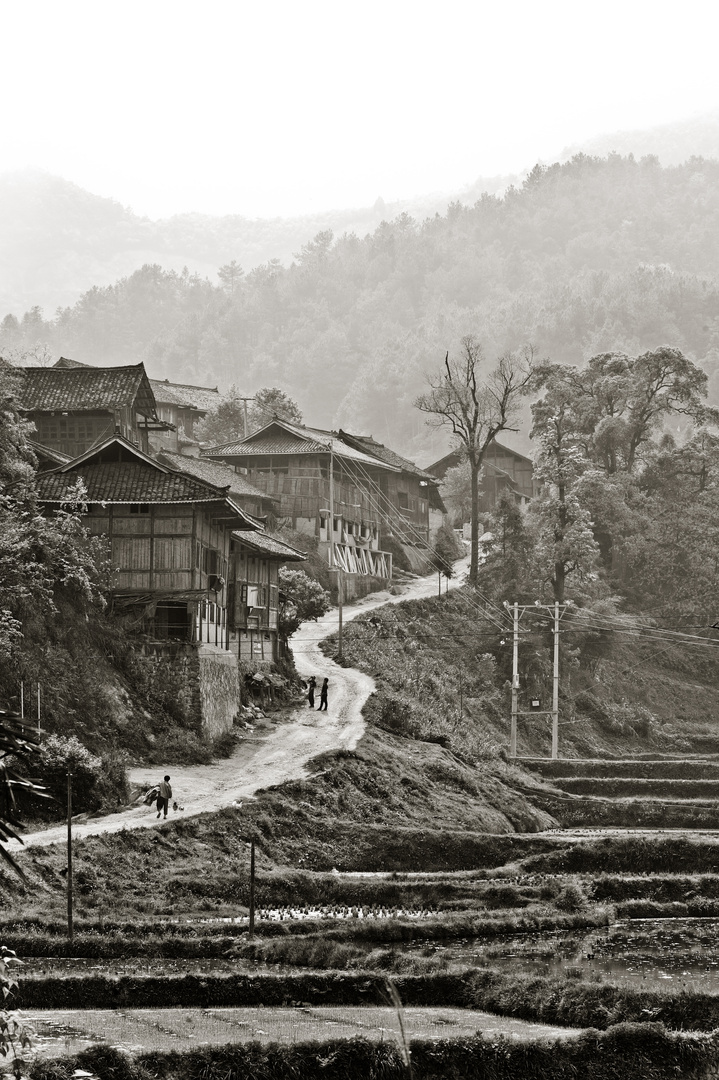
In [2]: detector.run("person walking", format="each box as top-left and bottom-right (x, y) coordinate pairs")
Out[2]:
(156, 775), (172, 819)
(317, 678), (329, 711)
(307, 676), (317, 708)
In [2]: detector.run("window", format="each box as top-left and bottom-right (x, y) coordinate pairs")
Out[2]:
(398, 492), (409, 510)
(130, 504), (150, 515)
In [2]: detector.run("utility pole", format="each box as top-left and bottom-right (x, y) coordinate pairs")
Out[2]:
(238, 397), (254, 439)
(552, 600), (560, 760)
(67, 767), (73, 942)
(507, 600), (566, 759)
(327, 440), (343, 655)
(337, 567), (343, 660)
(248, 839), (256, 941)
(510, 602), (519, 759)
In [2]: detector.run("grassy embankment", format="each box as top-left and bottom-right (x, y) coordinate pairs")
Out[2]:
(27, 1024), (719, 1080)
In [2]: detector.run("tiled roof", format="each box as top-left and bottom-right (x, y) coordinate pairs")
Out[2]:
(150, 379), (221, 412)
(36, 461), (235, 504)
(205, 420), (399, 470)
(339, 431), (438, 481)
(157, 451), (274, 501)
(18, 364), (158, 419)
(28, 440), (72, 467)
(232, 530), (306, 560)
(54, 357), (90, 369)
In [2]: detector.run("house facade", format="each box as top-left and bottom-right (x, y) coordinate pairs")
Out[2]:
(203, 420), (398, 579)
(148, 379), (221, 456)
(34, 435), (258, 648)
(230, 530), (306, 663)
(204, 420), (446, 580)
(428, 438), (538, 529)
(20, 360), (170, 456)
(33, 434), (308, 735)
(337, 431), (446, 547)
(156, 450), (277, 523)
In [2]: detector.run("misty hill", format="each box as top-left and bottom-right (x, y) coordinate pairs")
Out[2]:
(0, 170), (516, 317)
(4, 153), (719, 461)
(561, 110), (719, 167)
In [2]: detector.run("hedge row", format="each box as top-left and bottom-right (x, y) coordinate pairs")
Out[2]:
(520, 836), (719, 875)
(589, 872), (719, 903)
(532, 795), (719, 830)
(14, 968), (719, 1031)
(28, 1024), (719, 1080)
(3, 910), (612, 958)
(558, 778), (719, 798)
(525, 759), (719, 780)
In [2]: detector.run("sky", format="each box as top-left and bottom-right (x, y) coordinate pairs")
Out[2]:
(2, 0), (719, 219)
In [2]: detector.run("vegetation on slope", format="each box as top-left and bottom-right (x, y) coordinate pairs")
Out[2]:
(5, 155), (719, 459)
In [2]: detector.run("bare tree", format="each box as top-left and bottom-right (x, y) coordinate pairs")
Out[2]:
(416, 337), (535, 584)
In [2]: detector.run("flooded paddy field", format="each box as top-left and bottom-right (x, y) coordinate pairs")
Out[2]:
(19, 916), (719, 988)
(22, 1005), (582, 1059)
(405, 917), (719, 987)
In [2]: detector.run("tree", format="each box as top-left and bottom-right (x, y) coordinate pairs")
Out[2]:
(278, 568), (331, 638)
(415, 337), (534, 584)
(440, 461), (474, 527)
(475, 491), (535, 602)
(532, 348), (719, 477)
(197, 386), (303, 447)
(249, 387), (303, 431)
(0, 714), (46, 1074)
(217, 260), (244, 295)
(429, 523), (459, 592)
(195, 385), (251, 445)
(529, 370), (601, 602)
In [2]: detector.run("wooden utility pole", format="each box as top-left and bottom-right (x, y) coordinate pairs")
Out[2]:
(67, 767), (73, 941)
(248, 839), (256, 940)
(551, 601), (560, 760)
(337, 567), (343, 660)
(510, 602), (519, 759)
(237, 397), (254, 439)
(508, 601), (566, 760)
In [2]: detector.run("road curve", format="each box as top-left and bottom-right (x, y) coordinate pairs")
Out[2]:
(9, 559), (469, 850)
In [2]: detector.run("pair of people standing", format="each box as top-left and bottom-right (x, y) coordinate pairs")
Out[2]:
(307, 676), (328, 711)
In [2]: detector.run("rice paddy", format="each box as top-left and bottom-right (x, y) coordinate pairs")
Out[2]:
(22, 1005), (582, 1059)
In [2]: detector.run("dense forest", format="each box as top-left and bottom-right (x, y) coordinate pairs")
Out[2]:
(4, 153), (719, 461)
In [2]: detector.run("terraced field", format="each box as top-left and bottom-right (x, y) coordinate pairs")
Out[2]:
(521, 757), (719, 829)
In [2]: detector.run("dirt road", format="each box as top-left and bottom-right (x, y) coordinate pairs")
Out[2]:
(11, 559), (469, 850)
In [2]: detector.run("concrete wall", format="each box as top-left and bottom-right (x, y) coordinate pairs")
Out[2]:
(198, 643), (240, 738)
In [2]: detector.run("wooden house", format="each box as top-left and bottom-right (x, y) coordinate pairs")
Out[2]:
(156, 450), (277, 523)
(427, 439), (538, 528)
(18, 360), (170, 457)
(203, 419), (401, 579)
(337, 431), (446, 546)
(34, 434), (258, 647)
(230, 530), (306, 663)
(148, 379), (221, 455)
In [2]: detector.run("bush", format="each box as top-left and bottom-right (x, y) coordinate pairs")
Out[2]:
(27, 1026), (719, 1080)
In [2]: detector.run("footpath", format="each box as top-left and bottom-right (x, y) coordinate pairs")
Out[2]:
(11, 559), (469, 850)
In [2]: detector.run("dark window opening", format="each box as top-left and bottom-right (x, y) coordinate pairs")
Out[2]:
(130, 504), (150, 514)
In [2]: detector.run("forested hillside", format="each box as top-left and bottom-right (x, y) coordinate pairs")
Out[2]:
(5, 154), (719, 460)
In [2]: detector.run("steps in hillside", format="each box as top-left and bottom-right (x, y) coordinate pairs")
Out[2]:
(519, 758), (719, 781)
(516, 757), (719, 829)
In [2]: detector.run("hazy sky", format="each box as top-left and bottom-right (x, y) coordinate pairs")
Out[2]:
(3, 0), (718, 219)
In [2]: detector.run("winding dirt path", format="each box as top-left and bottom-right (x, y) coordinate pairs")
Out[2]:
(10, 559), (469, 850)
